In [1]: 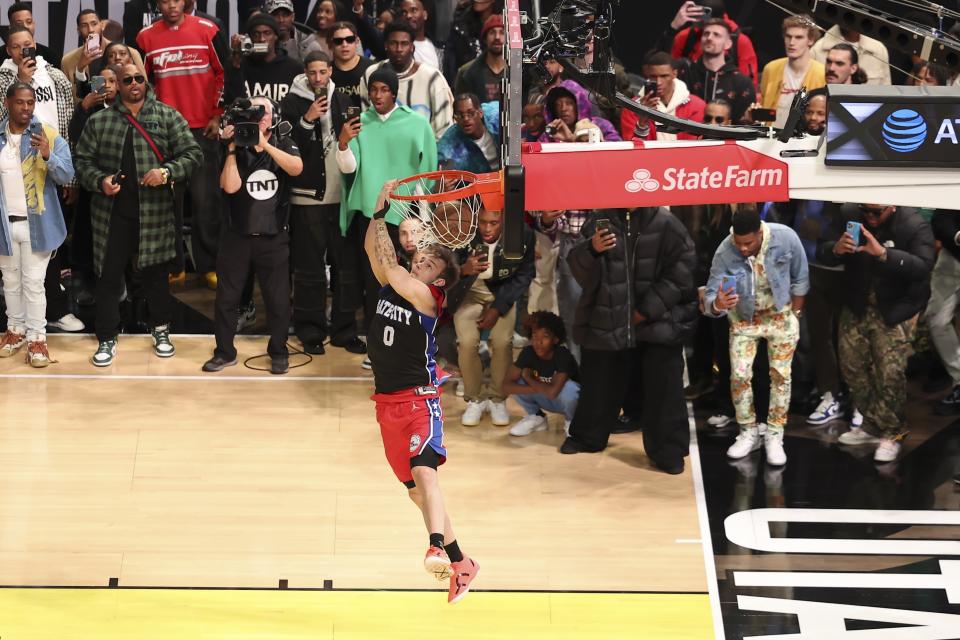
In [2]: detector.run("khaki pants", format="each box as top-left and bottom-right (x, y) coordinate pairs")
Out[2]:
(454, 281), (517, 402)
(527, 231), (559, 315)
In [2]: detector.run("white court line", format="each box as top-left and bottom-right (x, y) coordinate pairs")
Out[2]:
(0, 373), (372, 382)
(688, 403), (726, 640)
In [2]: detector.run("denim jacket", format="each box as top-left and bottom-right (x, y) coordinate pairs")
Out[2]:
(0, 116), (74, 256)
(704, 222), (809, 320)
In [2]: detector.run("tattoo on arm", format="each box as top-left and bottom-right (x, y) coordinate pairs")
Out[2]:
(373, 219), (398, 271)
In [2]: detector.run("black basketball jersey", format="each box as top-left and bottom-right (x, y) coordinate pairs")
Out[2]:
(368, 284), (444, 394)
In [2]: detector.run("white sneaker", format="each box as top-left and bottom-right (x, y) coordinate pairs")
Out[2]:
(874, 438), (901, 463)
(564, 419), (571, 437)
(851, 408), (864, 427)
(461, 401), (485, 427)
(509, 414), (547, 436)
(707, 414), (733, 428)
(838, 427), (880, 446)
(455, 379), (465, 398)
(360, 357), (372, 370)
(726, 427), (762, 459)
(489, 401), (510, 426)
(50, 313), (84, 332)
(512, 332), (529, 348)
(764, 431), (787, 466)
(807, 391), (841, 425)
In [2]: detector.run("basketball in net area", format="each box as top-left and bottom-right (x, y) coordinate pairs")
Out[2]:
(389, 170), (504, 252)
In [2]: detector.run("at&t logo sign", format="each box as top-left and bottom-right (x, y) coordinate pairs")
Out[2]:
(625, 169), (660, 192)
(882, 109), (927, 152)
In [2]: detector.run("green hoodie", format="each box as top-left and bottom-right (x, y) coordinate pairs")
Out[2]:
(340, 104), (437, 234)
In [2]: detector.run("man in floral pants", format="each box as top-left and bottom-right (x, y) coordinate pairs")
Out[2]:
(704, 207), (809, 466)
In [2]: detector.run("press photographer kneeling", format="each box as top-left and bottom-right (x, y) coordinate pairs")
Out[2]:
(203, 97), (303, 375)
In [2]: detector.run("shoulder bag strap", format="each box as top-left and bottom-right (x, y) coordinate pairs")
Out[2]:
(123, 112), (165, 163)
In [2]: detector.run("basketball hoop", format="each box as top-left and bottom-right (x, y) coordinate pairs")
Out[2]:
(389, 170), (504, 251)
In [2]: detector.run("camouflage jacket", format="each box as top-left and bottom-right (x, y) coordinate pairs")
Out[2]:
(74, 92), (202, 275)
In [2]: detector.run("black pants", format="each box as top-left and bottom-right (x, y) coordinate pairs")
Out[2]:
(187, 129), (224, 274)
(807, 266), (845, 396)
(214, 228), (290, 360)
(290, 203), (358, 344)
(44, 249), (69, 320)
(95, 215), (173, 341)
(570, 344), (690, 464)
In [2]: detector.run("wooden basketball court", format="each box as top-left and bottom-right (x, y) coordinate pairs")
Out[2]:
(0, 334), (712, 638)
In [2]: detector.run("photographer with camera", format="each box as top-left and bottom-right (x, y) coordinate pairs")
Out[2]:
(74, 63), (202, 367)
(203, 97), (303, 375)
(228, 13), (303, 103)
(280, 50), (366, 356)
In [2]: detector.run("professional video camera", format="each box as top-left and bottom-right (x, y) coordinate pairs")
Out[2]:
(236, 35), (269, 56)
(224, 98), (265, 147)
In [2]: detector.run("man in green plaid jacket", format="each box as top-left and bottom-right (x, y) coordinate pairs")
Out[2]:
(74, 63), (202, 367)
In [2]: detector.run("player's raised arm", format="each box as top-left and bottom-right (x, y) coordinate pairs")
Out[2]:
(364, 181), (439, 316)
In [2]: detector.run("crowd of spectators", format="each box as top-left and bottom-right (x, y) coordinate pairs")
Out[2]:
(0, 0), (959, 473)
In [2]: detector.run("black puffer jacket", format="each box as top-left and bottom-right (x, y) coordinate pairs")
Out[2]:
(817, 204), (934, 327)
(568, 207), (698, 350)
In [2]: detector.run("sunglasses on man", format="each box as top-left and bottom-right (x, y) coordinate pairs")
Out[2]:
(331, 35), (357, 45)
(121, 74), (146, 86)
(703, 115), (728, 124)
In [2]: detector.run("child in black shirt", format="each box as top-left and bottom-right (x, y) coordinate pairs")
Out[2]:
(502, 311), (581, 436)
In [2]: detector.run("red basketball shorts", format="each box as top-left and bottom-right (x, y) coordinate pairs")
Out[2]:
(372, 387), (447, 485)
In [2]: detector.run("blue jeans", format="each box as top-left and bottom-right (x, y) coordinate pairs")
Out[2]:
(512, 378), (581, 421)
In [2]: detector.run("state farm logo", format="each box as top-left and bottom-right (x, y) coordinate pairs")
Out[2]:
(154, 50), (203, 68)
(625, 169), (660, 193)
(625, 165), (784, 193)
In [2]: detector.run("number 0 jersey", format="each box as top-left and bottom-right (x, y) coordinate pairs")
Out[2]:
(368, 284), (445, 394)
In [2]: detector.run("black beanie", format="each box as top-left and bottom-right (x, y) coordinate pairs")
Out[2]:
(368, 65), (400, 97)
(246, 12), (281, 37)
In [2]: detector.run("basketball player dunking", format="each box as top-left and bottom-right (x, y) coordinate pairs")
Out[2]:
(364, 181), (480, 604)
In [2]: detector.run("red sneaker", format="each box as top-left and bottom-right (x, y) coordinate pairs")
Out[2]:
(424, 545), (451, 581)
(447, 557), (479, 604)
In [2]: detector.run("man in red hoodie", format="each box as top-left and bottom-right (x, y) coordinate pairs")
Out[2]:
(137, 0), (225, 288)
(622, 51), (705, 142)
(661, 0), (758, 89)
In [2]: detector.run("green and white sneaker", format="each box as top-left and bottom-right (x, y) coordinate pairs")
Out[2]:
(151, 325), (175, 358)
(92, 338), (118, 367)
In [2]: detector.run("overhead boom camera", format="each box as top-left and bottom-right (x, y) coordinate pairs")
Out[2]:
(237, 35), (269, 56)
(224, 98), (265, 147)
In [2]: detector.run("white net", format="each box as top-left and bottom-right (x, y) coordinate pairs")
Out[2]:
(389, 174), (481, 251)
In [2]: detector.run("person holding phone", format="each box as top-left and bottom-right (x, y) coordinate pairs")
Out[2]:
(280, 50), (366, 357)
(818, 203), (934, 463)
(0, 83), (74, 367)
(561, 208), (698, 475)
(0, 26), (74, 143)
(622, 50), (705, 142)
(704, 207), (809, 467)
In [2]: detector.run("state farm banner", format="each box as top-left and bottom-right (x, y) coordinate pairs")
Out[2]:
(521, 140), (790, 211)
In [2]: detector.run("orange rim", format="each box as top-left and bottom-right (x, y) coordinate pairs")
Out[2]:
(389, 170), (502, 204)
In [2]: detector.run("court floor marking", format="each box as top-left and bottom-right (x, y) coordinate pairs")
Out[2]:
(0, 373), (372, 382)
(688, 406), (726, 640)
